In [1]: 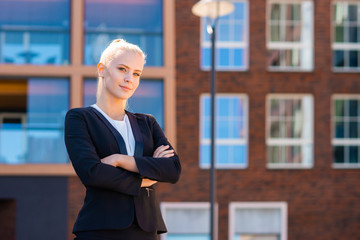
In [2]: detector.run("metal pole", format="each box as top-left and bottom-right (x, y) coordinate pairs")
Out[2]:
(210, 20), (217, 240)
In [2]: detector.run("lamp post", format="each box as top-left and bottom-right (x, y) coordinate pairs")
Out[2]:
(191, 1), (234, 240)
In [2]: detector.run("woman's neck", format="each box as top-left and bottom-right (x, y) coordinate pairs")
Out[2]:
(96, 97), (126, 121)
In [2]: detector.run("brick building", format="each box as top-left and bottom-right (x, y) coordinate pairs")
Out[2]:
(0, 0), (359, 240)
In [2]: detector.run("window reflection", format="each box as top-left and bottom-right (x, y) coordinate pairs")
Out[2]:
(0, 78), (69, 164)
(83, 78), (164, 128)
(84, 0), (163, 66)
(0, 0), (70, 65)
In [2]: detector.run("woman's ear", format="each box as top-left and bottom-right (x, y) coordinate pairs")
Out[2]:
(97, 63), (104, 77)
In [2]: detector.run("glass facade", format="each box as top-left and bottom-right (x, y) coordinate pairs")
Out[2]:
(84, 78), (164, 128)
(267, 1), (313, 71)
(0, 0), (70, 65)
(84, 0), (163, 66)
(332, 2), (360, 70)
(0, 78), (69, 164)
(333, 96), (360, 166)
(200, 94), (248, 168)
(267, 95), (313, 168)
(201, 1), (248, 70)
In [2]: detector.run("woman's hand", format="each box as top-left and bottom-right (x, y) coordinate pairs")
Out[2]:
(101, 154), (120, 167)
(141, 178), (158, 187)
(153, 145), (175, 158)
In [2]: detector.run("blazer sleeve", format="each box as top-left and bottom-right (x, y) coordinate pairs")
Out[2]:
(134, 115), (181, 183)
(64, 109), (142, 196)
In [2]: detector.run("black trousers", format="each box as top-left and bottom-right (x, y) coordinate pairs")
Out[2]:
(74, 222), (158, 240)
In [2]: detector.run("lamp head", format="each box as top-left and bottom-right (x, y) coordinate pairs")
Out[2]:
(191, 0), (234, 19)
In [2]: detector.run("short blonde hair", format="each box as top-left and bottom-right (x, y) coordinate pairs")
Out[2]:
(97, 39), (146, 100)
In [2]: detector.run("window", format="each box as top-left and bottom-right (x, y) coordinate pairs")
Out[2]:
(84, 0), (163, 66)
(332, 2), (360, 71)
(229, 202), (288, 240)
(267, 0), (313, 71)
(201, 1), (249, 71)
(266, 95), (313, 168)
(161, 202), (212, 240)
(0, 0), (70, 65)
(83, 78), (164, 128)
(200, 94), (248, 169)
(332, 95), (360, 168)
(0, 78), (69, 164)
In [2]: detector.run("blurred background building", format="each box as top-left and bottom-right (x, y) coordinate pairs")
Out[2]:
(0, 0), (359, 240)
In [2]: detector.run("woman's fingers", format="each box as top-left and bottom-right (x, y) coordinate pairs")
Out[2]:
(153, 145), (175, 158)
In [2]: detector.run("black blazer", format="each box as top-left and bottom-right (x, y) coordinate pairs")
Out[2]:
(64, 107), (181, 234)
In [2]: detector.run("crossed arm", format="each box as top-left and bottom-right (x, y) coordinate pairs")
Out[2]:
(100, 145), (175, 187)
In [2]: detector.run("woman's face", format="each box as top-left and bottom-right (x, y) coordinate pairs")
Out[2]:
(99, 50), (144, 101)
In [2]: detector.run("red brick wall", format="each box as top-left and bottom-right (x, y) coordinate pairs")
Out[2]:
(157, 0), (360, 239)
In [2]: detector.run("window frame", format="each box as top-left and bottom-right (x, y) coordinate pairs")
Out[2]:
(266, 0), (314, 72)
(266, 94), (314, 169)
(331, 1), (360, 72)
(160, 202), (218, 240)
(200, 0), (249, 71)
(332, 94), (360, 169)
(199, 93), (249, 169)
(229, 202), (288, 240)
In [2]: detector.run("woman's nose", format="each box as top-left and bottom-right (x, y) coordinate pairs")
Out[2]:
(124, 72), (133, 82)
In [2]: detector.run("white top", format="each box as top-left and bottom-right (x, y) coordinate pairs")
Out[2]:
(91, 104), (135, 156)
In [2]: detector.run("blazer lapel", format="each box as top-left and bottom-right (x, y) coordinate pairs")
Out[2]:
(126, 111), (144, 157)
(91, 107), (128, 155)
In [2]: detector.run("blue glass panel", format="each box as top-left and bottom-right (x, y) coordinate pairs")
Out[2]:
(234, 48), (244, 67)
(217, 118), (230, 138)
(218, 23), (230, 41)
(0, 0), (70, 65)
(218, 48), (230, 67)
(201, 48), (211, 68)
(217, 145), (230, 164)
(217, 97), (229, 116)
(0, 78), (69, 164)
(234, 2), (245, 20)
(83, 79), (164, 129)
(200, 144), (211, 166)
(234, 23), (244, 41)
(84, 0), (163, 66)
(233, 145), (247, 164)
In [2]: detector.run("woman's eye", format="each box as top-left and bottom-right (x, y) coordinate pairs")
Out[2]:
(134, 73), (140, 77)
(118, 67), (126, 72)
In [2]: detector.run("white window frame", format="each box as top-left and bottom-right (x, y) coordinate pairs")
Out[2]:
(200, 0), (249, 71)
(266, 0), (314, 72)
(199, 93), (249, 169)
(332, 94), (360, 169)
(266, 94), (314, 169)
(332, 1), (360, 72)
(160, 202), (218, 240)
(229, 202), (288, 240)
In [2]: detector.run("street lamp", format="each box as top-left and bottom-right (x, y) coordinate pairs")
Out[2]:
(191, 1), (234, 240)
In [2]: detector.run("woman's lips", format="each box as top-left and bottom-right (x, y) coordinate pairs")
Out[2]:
(120, 85), (132, 91)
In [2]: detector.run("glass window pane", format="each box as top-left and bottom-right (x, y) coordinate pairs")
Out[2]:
(271, 4), (281, 20)
(233, 48), (245, 67)
(349, 121), (358, 138)
(218, 48), (230, 67)
(349, 50), (359, 67)
(335, 99), (345, 116)
(334, 146), (345, 163)
(0, 0), (70, 65)
(349, 146), (359, 163)
(349, 100), (358, 117)
(0, 78), (69, 164)
(270, 24), (281, 42)
(200, 95), (247, 168)
(333, 50), (345, 67)
(348, 5), (358, 22)
(335, 120), (345, 138)
(84, 0), (163, 66)
(348, 27), (358, 43)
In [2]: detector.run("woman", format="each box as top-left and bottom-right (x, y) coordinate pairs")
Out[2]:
(64, 39), (181, 240)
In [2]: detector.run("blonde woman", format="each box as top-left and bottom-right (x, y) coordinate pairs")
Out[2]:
(65, 39), (181, 240)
